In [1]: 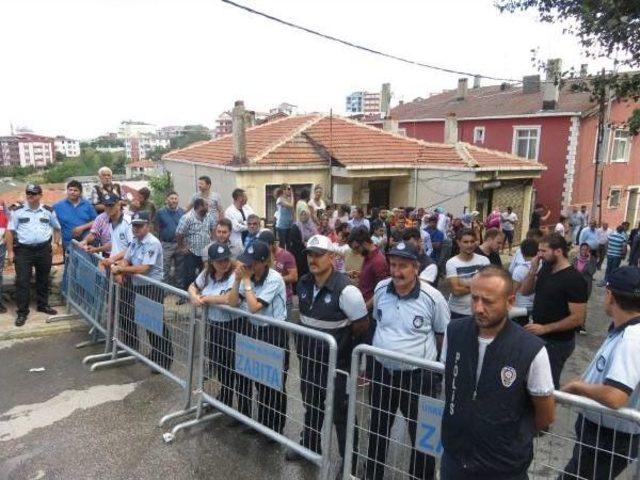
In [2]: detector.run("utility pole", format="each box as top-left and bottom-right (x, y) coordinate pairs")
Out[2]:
(590, 68), (609, 224)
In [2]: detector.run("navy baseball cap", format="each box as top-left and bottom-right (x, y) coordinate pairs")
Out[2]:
(606, 267), (640, 296)
(207, 243), (232, 262)
(257, 230), (276, 246)
(131, 211), (151, 225)
(237, 240), (270, 266)
(102, 193), (121, 206)
(387, 241), (419, 261)
(26, 184), (43, 194)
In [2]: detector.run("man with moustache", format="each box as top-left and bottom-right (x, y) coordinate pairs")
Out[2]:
(440, 266), (556, 480)
(286, 234), (368, 474)
(366, 240), (450, 480)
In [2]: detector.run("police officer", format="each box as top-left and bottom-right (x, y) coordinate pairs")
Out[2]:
(110, 212), (173, 372)
(286, 234), (368, 471)
(560, 267), (640, 480)
(367, 241), (450, 480)
(6, 184), (62, 326)
(440, 266), (556, 480)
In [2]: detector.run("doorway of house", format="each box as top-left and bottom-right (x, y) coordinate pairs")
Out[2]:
(368, 180), (391, 209)
(475, 189), (493, 220)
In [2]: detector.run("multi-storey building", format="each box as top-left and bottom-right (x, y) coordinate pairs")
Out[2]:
(54, 136), (81, 158)
(0, 134), (55, 168)
(346, 91), (381, 116)
(125, 135), (171, 161)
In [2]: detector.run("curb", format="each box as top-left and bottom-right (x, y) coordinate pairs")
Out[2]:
(0, 319), (87, 342)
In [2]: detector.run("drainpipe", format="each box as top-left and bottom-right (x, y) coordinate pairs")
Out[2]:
(414, 165), (418, 207)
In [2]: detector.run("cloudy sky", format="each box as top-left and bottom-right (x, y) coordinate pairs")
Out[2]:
(0, 0), (615, 139)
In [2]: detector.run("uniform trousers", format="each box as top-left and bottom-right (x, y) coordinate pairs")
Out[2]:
(560, 415), (639, 480)
(366, 361), (438, 480)
(117, 279), (174, 370)
(15, 242), (52, 316)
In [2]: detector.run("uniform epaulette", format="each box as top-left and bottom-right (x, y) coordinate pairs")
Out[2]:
(42, 204), (53, 212)
(9, 202), (23, 211)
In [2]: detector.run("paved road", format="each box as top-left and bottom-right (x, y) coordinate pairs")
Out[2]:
(0, 268), (616, 480)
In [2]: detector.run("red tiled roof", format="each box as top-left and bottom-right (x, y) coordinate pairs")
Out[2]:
(163, 114), (545, 172)
(0, 183), (66, 207)
(389, 82), (596, 121)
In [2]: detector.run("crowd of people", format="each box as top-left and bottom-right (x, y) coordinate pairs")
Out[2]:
(1, 170), (639, 480)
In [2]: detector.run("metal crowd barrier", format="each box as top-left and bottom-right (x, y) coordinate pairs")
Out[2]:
(343, 345), (445, 480)
(166, 303), (339, 480)
(343, 345), (640, 480)
(530, 391), (640, 479)
(89, 272), (199, 425)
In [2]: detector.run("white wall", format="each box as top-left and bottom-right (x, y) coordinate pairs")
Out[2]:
(412, 168), (474, 214)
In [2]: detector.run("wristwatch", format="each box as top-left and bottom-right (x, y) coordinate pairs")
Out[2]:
(244, 285), (253, 292)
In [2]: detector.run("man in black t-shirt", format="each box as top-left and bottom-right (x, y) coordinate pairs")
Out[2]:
(519, 233), (588, 388)
(474, 227), (504, 267)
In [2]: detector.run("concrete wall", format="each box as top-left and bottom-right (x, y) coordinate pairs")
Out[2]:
(163, 160), (238, 210)
(412, 168), (474, 214)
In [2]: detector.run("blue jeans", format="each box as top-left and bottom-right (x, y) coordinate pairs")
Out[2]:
(605, 255), (622, 282)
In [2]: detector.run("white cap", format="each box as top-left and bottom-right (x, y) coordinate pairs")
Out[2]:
(303, 235), (334, 254)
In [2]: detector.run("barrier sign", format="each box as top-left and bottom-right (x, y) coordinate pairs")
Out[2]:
(235, 334), (285, 391)
(415, 395), (444, 458)
(134, 294), (165, 336)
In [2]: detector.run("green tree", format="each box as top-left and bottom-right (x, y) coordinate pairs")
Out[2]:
(496, 0), (640, 133)
(170, 125), (211, 149)
(149, 172), (174, 207)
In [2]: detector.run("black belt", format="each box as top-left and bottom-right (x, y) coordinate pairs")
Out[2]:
(17, 241), (51, 250)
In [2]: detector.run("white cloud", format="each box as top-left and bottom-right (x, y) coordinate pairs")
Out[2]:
(0, 0), (614, 139)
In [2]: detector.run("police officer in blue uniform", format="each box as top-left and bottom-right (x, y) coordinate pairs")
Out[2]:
(110, 211), (173, 372)
(560, 266), (640, 480)
(286, 234), (368, 471)
(367, 241), (450, 480)
(440, 266), (556, 480)
(6, 184), (62, 326)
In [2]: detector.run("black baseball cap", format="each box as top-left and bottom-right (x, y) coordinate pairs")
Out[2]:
(102, 193), (121, 206)
(207, 243), (232, 262)
(26, 184), (42, 195)
(131, 211), (151, 225)
(606, 267), (640, 296)
(387, 241), (419, 261)
(257, 230), (276, 246)
(237, 240), (270, 266)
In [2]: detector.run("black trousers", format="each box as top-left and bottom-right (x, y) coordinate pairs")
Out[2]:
(366, 361), (438, 480)
(235, 321), (289, 433)
(205, 318), (242, 408)
(440, 453), (529, 480)
(182, 252), (203, 290)
(559, 416), (640, 480)
(117, 280), (174, 370)
(297, 335), (357, 468)
(544, 337), (575, 389)
(15, 242), (52, 316)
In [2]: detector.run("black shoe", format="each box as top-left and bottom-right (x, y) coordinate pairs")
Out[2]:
(150, 368), (161, 375)
(285, 447), (304, 462)
(0, 304), (7, 314)
(37, 306), (58, 315)
(15, 315), (27, 327)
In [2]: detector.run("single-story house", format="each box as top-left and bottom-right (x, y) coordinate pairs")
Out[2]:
(162, 102), (546, 241)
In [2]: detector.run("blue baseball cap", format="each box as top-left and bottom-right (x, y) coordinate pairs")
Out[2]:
(237, 240), (270, 266)
(387, 241), (419, 261)
(606, 267), (640, 296)
(207, 242), (232, 262)
(257, 230), (276, 246)
(131, 211), (151, 225)
(102, 193), (121, 206)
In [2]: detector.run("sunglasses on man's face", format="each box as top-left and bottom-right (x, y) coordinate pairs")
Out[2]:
(26, 192), (40, 197)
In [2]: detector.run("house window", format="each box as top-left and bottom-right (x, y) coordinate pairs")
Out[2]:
(608, 187), (622, 208)
(610, 129), (630, 163)
(512, 126), (541, 160)
(473, 126), (485, 144)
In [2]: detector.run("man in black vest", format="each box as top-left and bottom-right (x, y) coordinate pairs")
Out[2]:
(441, 266), (556, 480)
(285, 234), (369, 471)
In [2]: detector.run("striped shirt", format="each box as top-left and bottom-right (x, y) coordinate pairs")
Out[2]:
(607, 231), (627, 258)
(90, 212), (112, 250)
(176, 209), (216, 256)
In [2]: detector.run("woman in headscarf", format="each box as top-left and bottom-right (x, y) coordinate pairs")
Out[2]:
(289, 209), (318, 279)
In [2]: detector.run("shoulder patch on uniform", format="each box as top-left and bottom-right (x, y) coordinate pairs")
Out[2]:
(42, 204), (53, 212)
(596, 355), (606, 372)
(413, 316), (424, 328)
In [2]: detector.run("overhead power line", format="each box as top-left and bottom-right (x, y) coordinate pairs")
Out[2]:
(221, 0), (522, 83)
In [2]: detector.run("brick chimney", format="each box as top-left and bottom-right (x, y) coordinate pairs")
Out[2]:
(232, 100), (247, 163)
(542, 58), (562, 110)
(382, 117), (398, 134)
(444, 113), (458, 144)
(380, 82), (391, 118)
(473, 75), (481, 89)
(522, 75), (541, 94)
(457, 78), (468, 100)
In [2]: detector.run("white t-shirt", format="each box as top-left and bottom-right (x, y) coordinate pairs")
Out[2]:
(501, 212), (518, 231)
(441, 332), (555, 396)
(420, 264), (439, 285)
(446, 254), (491, 315)
(512, 262), (535, 311)
(312, 284), (368, 322)
(308, 198), (326, 212)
